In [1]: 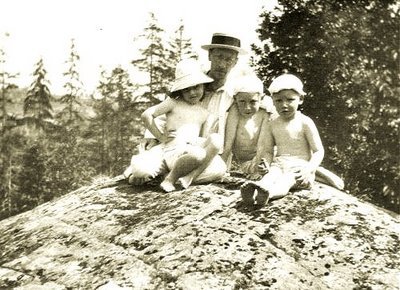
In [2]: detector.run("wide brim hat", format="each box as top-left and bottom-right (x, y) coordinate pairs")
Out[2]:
(201, 33), (247, 55)
(170, 58), (214, 93)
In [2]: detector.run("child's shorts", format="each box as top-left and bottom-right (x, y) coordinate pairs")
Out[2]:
(163, 142), (204, 171)
(123, 144), (166, 179)
(271, 156), (315, 189)
(163, 139), (226, 183)
(230, 159), (253, 174)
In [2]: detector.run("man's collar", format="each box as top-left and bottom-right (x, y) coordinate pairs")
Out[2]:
(205, 83), (225, 92)
(205, 71), (230, 93)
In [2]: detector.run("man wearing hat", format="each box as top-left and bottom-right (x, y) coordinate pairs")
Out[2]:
(143, 33), (246, 146)
(128, 33), (246, 186)
(199, 32), (247, 140)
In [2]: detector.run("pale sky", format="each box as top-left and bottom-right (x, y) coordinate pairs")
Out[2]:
(0, 0), (277, 95)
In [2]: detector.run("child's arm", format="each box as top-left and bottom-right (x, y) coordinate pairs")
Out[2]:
(304, 117), (324, 172)
(251, 117), (275, 173)
(221, 104), (239, 162)
(141, 98), (175, 143)
(295, 117), (325, 185)
(200, 113), (215, 138)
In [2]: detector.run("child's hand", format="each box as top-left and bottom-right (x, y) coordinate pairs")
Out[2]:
(139, 138), (160, 151)
(163, 130), (177, 143)
(294, 166), (314, 187)
(257, 158), (269, 174)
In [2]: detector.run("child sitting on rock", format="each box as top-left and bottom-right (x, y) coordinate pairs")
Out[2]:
(240, 73), (343, 206)
(125, 58), (226, 192)
(221, 73), (275, 175)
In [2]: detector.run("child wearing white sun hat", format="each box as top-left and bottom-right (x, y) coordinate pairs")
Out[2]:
(124, 58), (227, 192)
(222, 71), (274, 174)
(240, 73), (344, 207)
(238, 72), (323, 206)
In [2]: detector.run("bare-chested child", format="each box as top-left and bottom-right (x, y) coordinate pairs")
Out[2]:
(221, 73), (274, 174)
(241, 73), (329, 206)
(140, 59), (223, 192)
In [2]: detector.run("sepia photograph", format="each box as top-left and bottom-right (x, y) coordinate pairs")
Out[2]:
(0, 0), (399, 289)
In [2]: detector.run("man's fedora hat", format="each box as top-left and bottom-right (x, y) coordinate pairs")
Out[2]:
(201, 33), (247, 55)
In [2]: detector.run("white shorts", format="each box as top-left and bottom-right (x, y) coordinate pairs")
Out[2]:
(123, 144), (165, 179)
(163, 139), (226, 183)
(163, 142), (203, 171)
(270, 156), (315, 189)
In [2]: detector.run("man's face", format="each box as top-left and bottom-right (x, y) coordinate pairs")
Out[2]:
(208, 48), (238, 81)
(235, 92), (261, 118)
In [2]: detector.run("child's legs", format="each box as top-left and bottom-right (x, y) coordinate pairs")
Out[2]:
(180, 133), (224, 187)
(265, 157), (309, 199)
(315, 166), (344, 190)
(240, 167), (282, 205)
(163, 145), (206, 184)
(266, 171), (296, 200)
(193, 155), (227, 184)
(251, 167), (283, 204)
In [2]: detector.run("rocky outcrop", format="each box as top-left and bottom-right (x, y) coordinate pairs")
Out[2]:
(0, 176), (399, 289)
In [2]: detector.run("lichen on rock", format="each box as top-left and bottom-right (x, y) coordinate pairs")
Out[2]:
(0, 176), (399, 289)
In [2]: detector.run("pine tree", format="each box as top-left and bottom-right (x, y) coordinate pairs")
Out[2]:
(43, 124), (95, 201)
(90, 66), (138, 175)
(89, 68), (114, 174)
(0, 46), (18, 132)
(24, 58), (53, 131)
(17, 142), (46, 210)
(59, 39), (83, 126)
(132, 12), (174, 103)
(107, 66), (137, 174)
(168, 20), (197, 68)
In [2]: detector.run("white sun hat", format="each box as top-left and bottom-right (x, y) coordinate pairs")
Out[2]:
(268, 73), (305, 95)
(170, 58), (214, 94)
(232, 72), (264, 96)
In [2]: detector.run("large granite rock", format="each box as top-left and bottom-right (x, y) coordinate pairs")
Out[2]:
(0, 176), (399, 289)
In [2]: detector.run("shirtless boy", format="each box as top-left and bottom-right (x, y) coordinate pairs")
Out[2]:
(140, 58), (223, 192)
(241, 73), (325, 206)
(221, 73), (273, 174)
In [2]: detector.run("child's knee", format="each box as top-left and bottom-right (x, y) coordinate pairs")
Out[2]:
(186, 146), (207, 163)
(208, 133), (223, 152)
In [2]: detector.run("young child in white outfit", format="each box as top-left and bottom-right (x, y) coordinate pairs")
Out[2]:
(241, 73), (325, 206)
(136, 58), (225, 192)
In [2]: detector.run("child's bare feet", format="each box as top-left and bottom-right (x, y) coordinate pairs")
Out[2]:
(254, 184), (269, 206)
(160, 180), (176, 192)
(240, 182), (257, 205)
(178, 175), (194, 189)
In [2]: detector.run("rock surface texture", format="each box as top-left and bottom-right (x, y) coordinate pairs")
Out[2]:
(0, 176), (399, 289)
